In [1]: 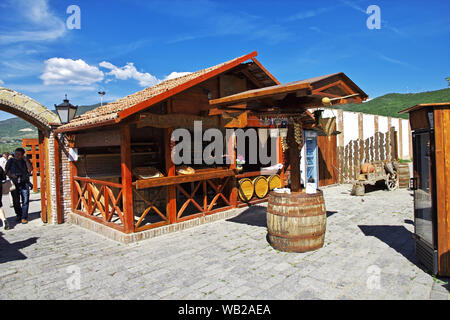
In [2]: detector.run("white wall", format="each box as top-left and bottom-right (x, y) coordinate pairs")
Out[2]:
(316, 107), (412, 159)
(401, 119), (411, 159)
(378, 116), (388, 133)
(363, 114), (375, 140)
(343, 112), (359, 146)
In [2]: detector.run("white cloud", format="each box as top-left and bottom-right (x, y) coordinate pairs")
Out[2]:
(40, 58), (104, 85)
(0, 0), (66, 44)
(99, 61), (191, 87)
(164, 72), (191, 80)
(0, 79), (4, 85)
(100, 61), (159, 87)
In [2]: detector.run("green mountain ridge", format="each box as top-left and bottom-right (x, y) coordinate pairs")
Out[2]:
(332, 87), (450, 119)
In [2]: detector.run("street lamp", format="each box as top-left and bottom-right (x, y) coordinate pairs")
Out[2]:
(55, 94), (78, 124)
(98, 91), (106, 106)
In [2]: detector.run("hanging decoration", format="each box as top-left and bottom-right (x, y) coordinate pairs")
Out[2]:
(294, 122), (303, 150)
(279, 127), (288, 152)
(258, 128), (269, 147)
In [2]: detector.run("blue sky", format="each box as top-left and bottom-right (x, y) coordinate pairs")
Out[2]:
(0, 0), (449, 121)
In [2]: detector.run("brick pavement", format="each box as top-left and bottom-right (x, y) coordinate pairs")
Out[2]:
(0, 185), (448, 300)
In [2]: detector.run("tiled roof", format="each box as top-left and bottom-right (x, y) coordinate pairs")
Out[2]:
(58, 52), (259, 131)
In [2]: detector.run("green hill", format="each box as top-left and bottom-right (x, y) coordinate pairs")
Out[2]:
(0, 103), (101, 153)
(333, 88), (450, 119)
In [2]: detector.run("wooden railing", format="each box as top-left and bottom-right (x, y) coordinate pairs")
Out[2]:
(132, 171), (235, 232)
(73, 176), (125, 232)
(72, 170), (236, 233)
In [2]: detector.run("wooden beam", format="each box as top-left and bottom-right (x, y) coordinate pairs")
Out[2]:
(135, 169), (235, 189)
(240, 68), (264, 88)
(117, 51), (258, 120)
(120, 123), (134, 233)
(251, 58), (281, 85)
(209, 83), (311, 107)
(54, 119), (117, 133)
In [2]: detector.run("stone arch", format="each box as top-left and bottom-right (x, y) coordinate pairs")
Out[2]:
(0, 87), (60, 224)
(0, 87), (60, 131)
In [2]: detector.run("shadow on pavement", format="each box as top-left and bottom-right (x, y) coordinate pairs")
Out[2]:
(227, 205), (267, 227)
(358, 225), (418, 265)
(0, 232), (38, 264)
(227, 205), (338, 228)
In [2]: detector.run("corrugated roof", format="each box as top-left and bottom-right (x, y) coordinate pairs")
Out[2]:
(58, 52), (262, 131)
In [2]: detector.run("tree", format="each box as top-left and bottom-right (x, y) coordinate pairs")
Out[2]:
(446, 77), (450, 87)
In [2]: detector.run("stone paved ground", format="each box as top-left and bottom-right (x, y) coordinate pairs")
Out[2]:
(0, 185), (448, 300)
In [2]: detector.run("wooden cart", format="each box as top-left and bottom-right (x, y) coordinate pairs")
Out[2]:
(352, 161), (399, 195)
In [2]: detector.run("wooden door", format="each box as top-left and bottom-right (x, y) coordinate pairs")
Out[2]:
(318, 133), (338, 187)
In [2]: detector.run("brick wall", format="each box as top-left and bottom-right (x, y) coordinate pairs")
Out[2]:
(48, 131), (58, 224)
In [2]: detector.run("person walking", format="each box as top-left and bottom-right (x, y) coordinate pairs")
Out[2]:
(0, 164), (10, 230)
(5, 148), (33, 224)
(0, 152), (8, 171)
(1, 152), (14, 208)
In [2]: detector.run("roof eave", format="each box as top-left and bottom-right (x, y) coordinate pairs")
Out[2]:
(115, 51), (259, 121)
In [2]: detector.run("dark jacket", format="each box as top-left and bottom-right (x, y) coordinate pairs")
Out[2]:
(5, 158), (32, 188)
(0, 166), (5, 181)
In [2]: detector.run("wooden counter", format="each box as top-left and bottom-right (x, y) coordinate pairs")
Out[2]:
(133, 169), (235, 190)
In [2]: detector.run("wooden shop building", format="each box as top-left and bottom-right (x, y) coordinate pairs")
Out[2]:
(54, 51), (367, 236)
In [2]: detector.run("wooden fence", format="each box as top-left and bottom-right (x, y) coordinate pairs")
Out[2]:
(337, 126), (398, 183)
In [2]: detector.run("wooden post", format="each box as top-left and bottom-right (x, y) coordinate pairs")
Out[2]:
(44, 135), (52, 222)
(54, 135), (63, 224)
(337, 110), (344, 184)
(228, 132), (238, 207)
(69, 134), (78, 211)
(287, 124), (301, 192)
(277, 136), (286, 187)
(22, 139), (39, 192)
(120, 124), (134, 233)
(165, 127), (177, 223)
(38, 131), (47, 223)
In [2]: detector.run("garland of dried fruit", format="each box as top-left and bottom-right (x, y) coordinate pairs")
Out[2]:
(281, 136), (288, 152)
(294, 122), (303, 149)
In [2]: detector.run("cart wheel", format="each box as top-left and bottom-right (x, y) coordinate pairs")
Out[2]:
(385, 172), (399, 191)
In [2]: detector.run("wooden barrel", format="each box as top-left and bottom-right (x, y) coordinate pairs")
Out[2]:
(267, 191), (327, 252)
(253, 176), (269, 198)
(268, 174), (282, 190)
(238, 178), (254, 202)
(398, 163), (410, 189)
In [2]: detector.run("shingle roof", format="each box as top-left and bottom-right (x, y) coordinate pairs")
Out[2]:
(58, 52), (261, 131)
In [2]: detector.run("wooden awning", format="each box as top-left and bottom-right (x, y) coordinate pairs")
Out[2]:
(209, 82), (312, 108)
(209, 72), (368, 112)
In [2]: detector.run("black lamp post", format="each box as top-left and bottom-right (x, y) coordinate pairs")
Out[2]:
(55, 94), (78, 124)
